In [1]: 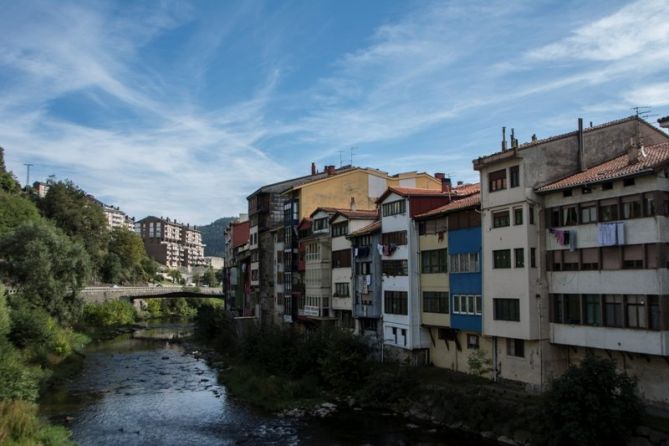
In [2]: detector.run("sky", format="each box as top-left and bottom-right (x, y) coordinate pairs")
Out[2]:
(1, 0), (669, 225)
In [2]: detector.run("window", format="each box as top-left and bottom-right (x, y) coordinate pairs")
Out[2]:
(604, 295), (624, 327)
(382, 200), (406, 217)
(423, 291), (449, 313)
(334, 282), (349, 297)
(356, 262), (371, 275)
(382, 260), (408, 276)
(419, 217), (448, 235)
(513, 208), (523, 225)
(509, 165), (520, 188)
(515, 248), (524, 268)
(384, 291), (408, 315)
(602, 181), (613, 190)
(581, 248), (599, 270)
(453, 295), (482, 315)
(580, 204), (597, 224)
(529, 206), (535, 224)
(600, 199), (618, 222)
(494, 298), (520, 321)
(276, 250), (283, 264)
(530, 248), (536, 268)
(467, 334), (480, 350)
(563, 206), (578, 226)
(622, 195), (642, 219)
(507, 339), (525, 357)
(649, 296), (661, 330)
(564, 294), (581, 324)
(381, 231), (407, 246)
(332, 222), (348, 237)
(449, 252), (480, 273)
(563, 189), (573, 197)
(401, 329), (407, 346)
(489, 169), (507, 192)
(493, 210), (510, 228)
(623, 245), (643, 269)
(421, 249), (448, 273)
(550, 208), (561, 228)
(332, 249), (352, 268)
(354, 235), (372, 247)
(602, 246), (621, 270)
(313, 217), (329, 231)
(625, 295), (647, 329)
(583, 294), (601, 326)
(644, 193), (656, 216)
(493, 249), (511, 268)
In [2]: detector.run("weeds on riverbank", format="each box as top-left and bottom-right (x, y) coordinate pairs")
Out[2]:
(0, 400), (75, 446)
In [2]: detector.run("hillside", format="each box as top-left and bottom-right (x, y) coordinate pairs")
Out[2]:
(198, 217), (235, 257)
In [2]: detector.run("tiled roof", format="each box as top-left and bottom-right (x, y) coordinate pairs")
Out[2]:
(416, 193), (481, 219)
(331, 209), (379, 220)
(536, 142), (669, 193)
(348, 220), (381, 237)
(388, 187), (447, 196)
(453, 183), (480, 197)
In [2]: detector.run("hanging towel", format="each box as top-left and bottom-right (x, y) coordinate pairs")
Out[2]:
(569, 230), (577, 252)
(353, 248), (358, 257)
(377, 244), (384, 256)
(365, 275), (372, 286)
(597, 223), (617, 246)
(616, 222), (625, 245)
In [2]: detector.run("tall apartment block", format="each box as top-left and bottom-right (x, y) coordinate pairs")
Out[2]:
(136, 216), (206, 269)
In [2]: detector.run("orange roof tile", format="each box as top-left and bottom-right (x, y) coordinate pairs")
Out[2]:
(453, 183), (480, 197)
(331, 209), (379, 220)
(416, 193), (481, 219)
(536, 142), (669, 193)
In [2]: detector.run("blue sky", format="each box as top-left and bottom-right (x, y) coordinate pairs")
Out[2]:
(1, 0), (668, 224)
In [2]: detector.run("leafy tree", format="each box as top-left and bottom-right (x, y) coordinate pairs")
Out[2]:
(39, 181), (108, 271)
(168, 269), (182, 283)
(200, 266), (219, 287)
(540, 354), (642, 446)
(101, 253), (124, 284)
(103, 227), (148, 283)
(0, 191), (42, 235)
(0, 147), (21, 194)
(0, 221), (92, 324)
(0, 286), (9, 338)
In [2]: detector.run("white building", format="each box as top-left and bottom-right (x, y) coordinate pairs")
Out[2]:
(473, 116), (669, 389)
(536, 140), (669, 404)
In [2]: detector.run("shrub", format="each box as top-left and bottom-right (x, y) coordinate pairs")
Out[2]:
(0, 400), (75, 446)
(83, 300), (136, 327)
(539, 354), (642, 446)
(8, 306), (53, 349)
(0, 342), (45, 401)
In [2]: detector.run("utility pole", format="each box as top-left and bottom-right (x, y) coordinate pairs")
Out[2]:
(24, 163), (33, 188)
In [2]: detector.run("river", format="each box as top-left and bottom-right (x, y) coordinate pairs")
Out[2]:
(40, 320), (491, 445)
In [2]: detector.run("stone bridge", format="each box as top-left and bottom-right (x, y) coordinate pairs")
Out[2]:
(79, 285), (224, 304)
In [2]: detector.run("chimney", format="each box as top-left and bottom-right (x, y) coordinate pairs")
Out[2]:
(434, 172), (445, 180)
(577, 118), (585, 171)
(659, 116), (669, 130)
(627, 137), (641, 165)
(457, 181), (464, 186)
(325, 165), (336, 175)
(501, 127), (507, 151)
(441, 177), (452, 193)
(311, 162), (317, 175)
(350, 196), (357, 211)
(511, 128), (518, 149)
(531, 134), (537, 142)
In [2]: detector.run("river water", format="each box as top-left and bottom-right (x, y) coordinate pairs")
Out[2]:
(40, 320), (490, 445)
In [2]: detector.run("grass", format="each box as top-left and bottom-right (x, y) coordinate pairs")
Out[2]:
(0, 400), (75, 446)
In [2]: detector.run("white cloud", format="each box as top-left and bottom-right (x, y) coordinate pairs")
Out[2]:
(527, 0), (669, 62)
(624, 82), (669, 107)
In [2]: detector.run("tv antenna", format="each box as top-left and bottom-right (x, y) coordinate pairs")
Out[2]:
(632, 106), (658, 147)
(349, 146), (357, 166)
(338, 150), (345, 167)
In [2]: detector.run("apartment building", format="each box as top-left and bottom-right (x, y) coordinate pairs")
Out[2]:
(536, 140), (669, 404)
(349, 220), (382, 336)
(300, 208), (336, 322)
(415, 186), (489, 371)
(473, 116), (669, 388)
(102, 205), (135, 231)
(329, 209), (378, 330)
(280, 166), (441, 326)
(377, 182), (454, 362)
(137, 216), (206, 269)
(222, 216), (251, 314)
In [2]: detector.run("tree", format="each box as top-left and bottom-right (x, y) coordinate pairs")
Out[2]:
(103, 227), (148, 283)
(0, 221), (92, 324)
(200, 266), (219, 287)
(0, 147), (21, 194)
(39, 181), (108, 272)
(540, 354), (642, 446)
(0, 192), (42, 236)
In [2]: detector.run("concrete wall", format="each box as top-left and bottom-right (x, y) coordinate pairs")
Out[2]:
(428, 329), (493, 374)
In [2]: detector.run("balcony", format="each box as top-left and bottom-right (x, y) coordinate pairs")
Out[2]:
(551, 323), (669, 356)
(300, 296), (331, 318)
(332, 296), (352, 311)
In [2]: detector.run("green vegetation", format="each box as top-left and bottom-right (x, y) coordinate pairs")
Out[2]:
(83, 300), (136, 327)
(0, 400), (75, 446)
(197, 266), (220, 287)
(144, 297), (206, 319)
(0, 221), (92, 324)
(539, 354), (643, 446)
(0, 191), (41, 236)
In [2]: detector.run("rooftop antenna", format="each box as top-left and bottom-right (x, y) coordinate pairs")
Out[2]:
(350, 146), (357, 166)
(24, 163), (33, 187)
(632, 106), (657, 147)
(338, 150), (344, 167)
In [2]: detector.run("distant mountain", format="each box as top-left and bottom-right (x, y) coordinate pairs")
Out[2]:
(198, 217), (235, 257)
